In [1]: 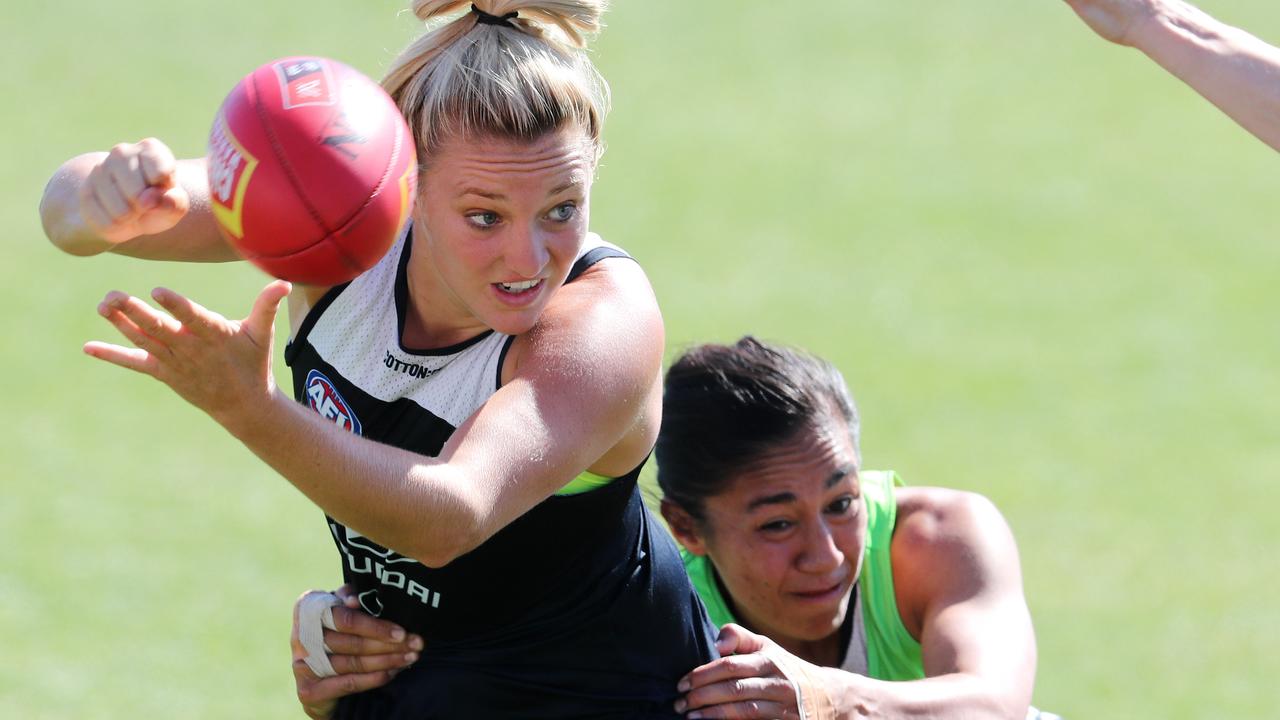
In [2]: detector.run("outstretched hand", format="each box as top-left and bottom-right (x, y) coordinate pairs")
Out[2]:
(84, 280), (291, 429)
(1064, 0), (1161, 46)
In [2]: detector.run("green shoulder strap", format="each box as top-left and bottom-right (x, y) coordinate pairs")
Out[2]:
(683, 550), (736, 628)
(858, 470), (925, 680)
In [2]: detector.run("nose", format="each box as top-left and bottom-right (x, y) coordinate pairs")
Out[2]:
(504, 223), (551, 280)
(795, 519), (844, 575)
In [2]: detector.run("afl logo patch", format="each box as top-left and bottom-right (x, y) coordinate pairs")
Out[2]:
(305, 369), (362, 435)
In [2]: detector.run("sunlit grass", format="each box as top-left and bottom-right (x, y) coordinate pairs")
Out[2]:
(4, 1), (1277, 716)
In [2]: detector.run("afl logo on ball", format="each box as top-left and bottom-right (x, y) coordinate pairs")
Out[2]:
(305, 370), (362, 435)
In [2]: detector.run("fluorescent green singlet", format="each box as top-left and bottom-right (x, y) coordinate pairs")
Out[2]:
(683, 470), (924, 681)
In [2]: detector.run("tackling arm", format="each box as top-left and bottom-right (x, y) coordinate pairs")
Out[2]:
(826, 488), (1037, 719)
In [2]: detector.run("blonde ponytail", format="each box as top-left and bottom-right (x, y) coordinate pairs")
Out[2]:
(383, 0), (610, 165)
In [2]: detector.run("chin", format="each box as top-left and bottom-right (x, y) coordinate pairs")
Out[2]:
(796, 600), (851, 640)
(805, 614), (846, 640)
(487, 312), (540, 337)
(782, 620), (842, 645)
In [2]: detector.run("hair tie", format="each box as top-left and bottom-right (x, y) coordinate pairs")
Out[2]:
(472, 4), (518, 27)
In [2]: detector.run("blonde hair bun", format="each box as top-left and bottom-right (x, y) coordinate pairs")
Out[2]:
(414, 1), (606, 49)
(384, 0), (611, 163)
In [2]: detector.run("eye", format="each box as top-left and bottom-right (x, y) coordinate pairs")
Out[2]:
(758, 519), (794, 534)
(466, 211), (501, 228)
(825, 495), (856, 516)
(546, 202), (577, 223)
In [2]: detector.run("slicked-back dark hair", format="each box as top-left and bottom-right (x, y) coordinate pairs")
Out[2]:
(656, 336), (860, 521)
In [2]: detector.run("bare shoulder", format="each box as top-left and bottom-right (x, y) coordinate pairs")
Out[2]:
(544, 254), (660, 327)
(890, 487), (1024, 633)
(507, 255), (663, 377)
(893, 487), (1011, 555)
(501, 255), (664, 475)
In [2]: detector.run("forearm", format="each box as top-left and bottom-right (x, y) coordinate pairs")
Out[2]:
(111, 161), (228, 261)
(223, 391), (483, 567)
(1131, 1), (1280, 151)
(830, 670), (1026, 720)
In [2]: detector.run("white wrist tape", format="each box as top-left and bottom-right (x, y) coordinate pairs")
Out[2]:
(760, 644), (836, 720)
(298, 592), (343, 678)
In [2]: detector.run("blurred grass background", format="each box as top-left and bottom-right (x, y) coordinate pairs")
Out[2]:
(2, 1), (1277, 717)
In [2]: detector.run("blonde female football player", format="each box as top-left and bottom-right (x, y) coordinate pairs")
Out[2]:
(39, 2), (717, 717)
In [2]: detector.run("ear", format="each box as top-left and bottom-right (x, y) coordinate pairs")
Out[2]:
(660, 499), (708, 556)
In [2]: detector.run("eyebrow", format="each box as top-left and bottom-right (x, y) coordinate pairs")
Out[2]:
(744, 464), (856, 512)
(549, 179), (584, 196)
(460, 187), (506, 201)
(458, 179), (584, 202)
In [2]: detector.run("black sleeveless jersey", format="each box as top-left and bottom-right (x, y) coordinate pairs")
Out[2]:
(285, 227), (718, 718)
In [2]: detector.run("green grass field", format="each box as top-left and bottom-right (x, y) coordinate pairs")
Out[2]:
(3, 1), (1278, 717)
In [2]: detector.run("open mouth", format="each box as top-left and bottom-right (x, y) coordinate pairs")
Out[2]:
(497, 279), (541, 293)
(790, 578), (848, 603)
(491, 278), (545, 305)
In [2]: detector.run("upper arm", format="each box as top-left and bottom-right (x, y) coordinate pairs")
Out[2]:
(892, 489), (1036, 708)
(434, 258), (664, 555)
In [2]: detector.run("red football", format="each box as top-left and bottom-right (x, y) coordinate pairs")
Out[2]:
(206, 57), (416, 286)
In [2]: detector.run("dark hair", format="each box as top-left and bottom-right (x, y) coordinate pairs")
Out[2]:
(656, 336), (860, 521)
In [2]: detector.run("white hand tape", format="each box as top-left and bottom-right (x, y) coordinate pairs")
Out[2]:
(298, 592), (342, 678)
(760, 644), (836, 720)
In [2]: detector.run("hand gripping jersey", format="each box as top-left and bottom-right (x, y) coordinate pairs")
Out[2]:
(285, 227), (718, 718)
